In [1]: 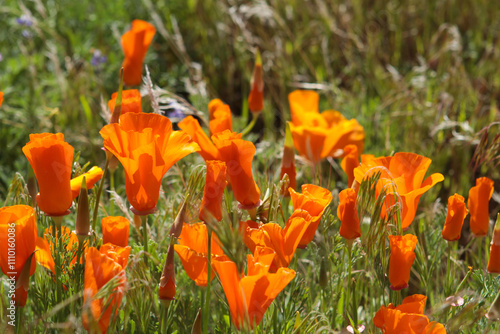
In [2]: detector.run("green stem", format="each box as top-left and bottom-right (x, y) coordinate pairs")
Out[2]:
(92, 156), (110, 231)
(346, 241), (354, 326)
(241, 112), (259, 137)
(203, 228), (212, 334)
(445, 242), (452, 296)
(15, 306), (22, 334)
(140, 215), (149, 267)
(477, 237), (483, 272)
(109, 169), (115, 216)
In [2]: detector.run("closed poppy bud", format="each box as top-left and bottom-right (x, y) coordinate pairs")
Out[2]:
(159, 244), (176, 306)
(15, 252), (36, 307)
(75, 177), (91, 242)
(121, 20), (156, 86)
(338, 188), (361, 240)
(0, 91), (3, 107)
(248, 50), (264, 114)
(199, 160), (227, 223)
(468, 177), (494, 237)
(280, 123), (296, 196)
(108, 89), (142, 116)
(22, 133), (74, 217)
(488, 214), (500, 273)
(170, 200), (188, 238)
(340, 144), (359, 188)
(102, 216), (130, 247)
(388, 234), (418, 290)
(442, 194), (468, 241)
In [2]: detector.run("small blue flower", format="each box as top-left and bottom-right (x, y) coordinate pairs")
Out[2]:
(16, 15), (33, 27)
(91, 49), (107, 68)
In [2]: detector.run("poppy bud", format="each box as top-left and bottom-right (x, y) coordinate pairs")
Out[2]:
(319, 257), (328, 288)
(468, 177), (494, 237)
(388, 234), (418, 290)
(442, 194), (468, 241)
(159, 244), (176, 307)
(170, 200), (188, 238)
(15, 251), (36, 307)
(191, 309), (202, 334)
(75, 177), (91, 242)
(338, 188), (361, 240)
(248, 50), (264, 114)
(280, 123), (296, 196)
(340, 145), (359, 188)
(488, 214), (500, 274)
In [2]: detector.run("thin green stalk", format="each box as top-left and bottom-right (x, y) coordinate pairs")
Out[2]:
(92, 156), (110, 231)
(15, 306), (22, 334)
(52, 216), (64, 321)
(109, 169), (115, 216)
(203, 228), (212, 334)
(140, 215), (149, 267)
(477, 237), (483, 272)
(346, 241), (354, 327)
(445, 242), (452, 296)
(241, 112), (259, 137)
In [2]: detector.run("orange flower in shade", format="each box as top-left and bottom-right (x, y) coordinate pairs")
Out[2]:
(83, 247), (127, 334)
(280, 123), (296, 196)
(199, 160), (227, 222)
(354, 152), (444, 230)
(212, 247), (296, 330)
(35, 227), (81, 275)
(373, 294), (447, 333)
(441, 194), (468, 241)
(488, 216), (500, 273)
(108, 89), (142, 115)
(100, 113), (200, 215)
(248, 51), (264, 113)
(468, 177), (494, 236)
(288, 184), (332, 248)
(70, 166), (103, 199)
(178, 116), (221, 161)
(212, 130), (261, 209)
(174, 223), (225, 286)
(241, 209), (313, 269)
(341, 144), (359, 187)
(288, 90), (365, 164)
(388, 234), (418, 290)
(102, 216), (131, 247)
(22, 133), (74, 216)
(337, 188), (361, 240)
(121, 20), (156, 86)
(208, 99), (232, 135)
(0, 205), (37, 306)
(159, 244), (176, 303)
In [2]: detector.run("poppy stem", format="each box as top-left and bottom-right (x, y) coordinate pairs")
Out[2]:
(140, 214), (149, 267)
(109, 169), (115, 216)
(445, 241), (452, 296)
(52, 216), (64, 318)
(345, 240), (355, 326)
(92, 156), (111, 232)
(241, 112), (259, 137)
(203, 228), (212, 334)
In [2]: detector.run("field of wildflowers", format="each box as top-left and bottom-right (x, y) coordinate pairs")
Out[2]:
(1, 0), (500, 333)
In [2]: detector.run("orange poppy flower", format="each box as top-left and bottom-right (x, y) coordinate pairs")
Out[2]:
(108, 89), (142, 116)
(354, 152), (444, 230)
(83, 247), (127, 334)
(159, 244), (176, 303)
(178, 116), (221, 161)
(288, 90), (365, 164)
(373, 294), (447, 333)
(289, 184), (332, 248)
(70, 166), (104, 199)
(280, 123), (296, 196)
(248, 52), (264, 113)
(340, 144), (359, 187)
(241, 209), (313, 269)
(35, 226), (81, 275)
(441, 194), (468, 241)
(212, 130), (261, 209)
(99, 243), (131, 268)
(100, 113), (200, 215)
(468, 177), (494, 236)
(388, 234), (418, 290)
(102, 216), (131, 247)
(121, 20), (156, 86)
(199, 160), (227, 223)
(488, 217), (500, 273)
(174, 223), (225, 286)
(208, 99), (232, 135)
(0, 205), (37, 306)
(212, 247), (296, 330)
(337, 188), (361, 240)
(0, 91), (3, 107)
(22, 133), (74, 216)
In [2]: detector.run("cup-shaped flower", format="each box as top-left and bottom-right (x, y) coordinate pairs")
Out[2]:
(338, 188), (361, 240)
(280, 122), (296, 196)
(199, 160), (227, 223)
(100, 113), (200, 215)
(108, 89), (142, 115)
(288, 90), (365, 164)
(341, 144), (359, 187)
(159, 244), (176, 303)
(208, 99), (232, 135)
(22, 133), (74, 216)
(373, 294), (446, 333)
(441, 194), (468, 241)
(212, 130), (261, 209)
(99, 243), (131, 268)
(248, 51), (264, 114)
(468, 177), (494, 236)
(289, 184), (332, 248)
(0, 205), (37, 282)
(178, 116), (221, 161)
(388, 234), (418, 290)
(241, 209), (313, 269)
(354, 152), (444, 230)
(70, 166), (103, 199)
(102, 216), (130, 247)
(83, 247), (127, 334)
(488, 215), (500, 273)
(212, 247), (296, 330)
(121, 20), (156, 86)
(174, 223), (225, 286)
